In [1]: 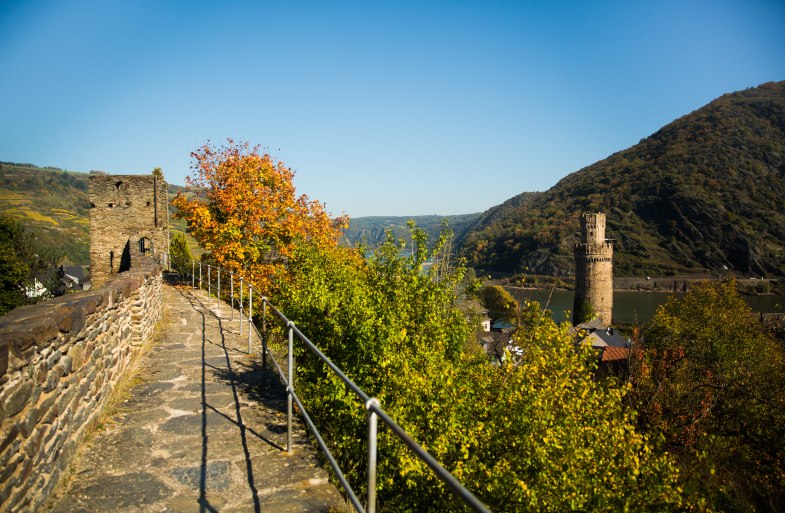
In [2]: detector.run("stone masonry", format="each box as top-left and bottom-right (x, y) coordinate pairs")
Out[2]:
(0, 258), (163, 512)
(573, 212), (614, 325)
(89, 172), (170, 288)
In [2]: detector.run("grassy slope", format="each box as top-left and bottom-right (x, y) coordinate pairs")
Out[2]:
(458, 81), (785, 277)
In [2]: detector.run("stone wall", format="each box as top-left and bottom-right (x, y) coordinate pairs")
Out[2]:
(0, 258), (162, 513)
(89, 173), (169, 288)
(614, 276), (691, 292)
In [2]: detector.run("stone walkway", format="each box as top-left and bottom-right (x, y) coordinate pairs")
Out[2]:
(44, 284), (345, 513)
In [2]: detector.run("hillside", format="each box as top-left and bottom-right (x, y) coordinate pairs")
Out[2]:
(0, 162), (91, 263)
(0, 162), (194, 264)
(343, 213), (481, 248)
(458, 81), (785, 277)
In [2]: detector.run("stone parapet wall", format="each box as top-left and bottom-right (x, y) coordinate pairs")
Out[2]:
(614, 276), (691, 292)
(575, 241), (614, 259)
(0, 258), (162, 512)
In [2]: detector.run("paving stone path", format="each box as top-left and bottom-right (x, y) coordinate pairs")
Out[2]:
(44, 284), (345, 513)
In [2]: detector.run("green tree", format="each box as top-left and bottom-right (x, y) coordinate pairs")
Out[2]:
(0, 215), (30, 315)
(456, 313), (688, 512)
(573, 298), (596, 325)
(0, 214), (57, 314)
(631, 279), (785, 512)
(169, 232), (193, 274)
(478, 284), (518, 323)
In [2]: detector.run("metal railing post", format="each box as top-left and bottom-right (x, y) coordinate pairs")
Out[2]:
(287, 321), (294, 454)
(217, 269), (221, 313)
(262, 297), (267, 363)
(366, 398), (380, 513)
(230, 273), (234, 321)
(199, 262), (202, 290)
(239, 278), (244, 335)
(191, 261), (195, 289)
(248, 286), (253, 353)
(208, 265), (211, 298)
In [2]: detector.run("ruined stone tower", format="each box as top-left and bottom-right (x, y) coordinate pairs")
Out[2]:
(89, 172), (169, 287)
(573, 212), (613, 325)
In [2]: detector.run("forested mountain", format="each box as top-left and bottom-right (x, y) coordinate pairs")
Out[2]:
(457, 81), (785, 277)
(343, 213), (481, 248)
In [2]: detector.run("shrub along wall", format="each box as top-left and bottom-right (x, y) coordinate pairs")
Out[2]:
(0, 257), (162, 512)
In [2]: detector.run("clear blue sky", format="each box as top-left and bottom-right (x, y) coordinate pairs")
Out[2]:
(1, 1), (783, 218)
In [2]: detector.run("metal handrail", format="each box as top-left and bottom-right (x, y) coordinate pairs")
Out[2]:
(175, 261), (491, 513)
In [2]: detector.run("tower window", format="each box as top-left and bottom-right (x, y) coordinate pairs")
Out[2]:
(115, 181), (123, 191)
(139, 237), (152, 254)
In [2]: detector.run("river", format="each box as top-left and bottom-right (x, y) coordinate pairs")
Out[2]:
(505, 288), (785, 324)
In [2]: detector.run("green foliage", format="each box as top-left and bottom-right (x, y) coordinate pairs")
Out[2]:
(0, 216), (30, 315)
(461, 314), (688, 512)
(478, 284), (518, 323)
(0, 214), (58, 315)
(271, 224), (690, 511)
(573, 299), (595, 325)
(631, 279), (785, 512)
(169, 232), (193, 273)
(458, 81), (785, 277)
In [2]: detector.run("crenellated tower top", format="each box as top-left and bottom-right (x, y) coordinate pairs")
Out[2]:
(581, 212), (606, 245)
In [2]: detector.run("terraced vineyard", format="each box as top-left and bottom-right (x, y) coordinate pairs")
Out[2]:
(0, 164), (91, 263)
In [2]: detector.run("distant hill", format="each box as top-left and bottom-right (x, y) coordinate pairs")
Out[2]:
(0, 162), (90, 263)
(343, 213), (481, 249)
(457, 81), (785, 277)
(0, 162), (193, 264)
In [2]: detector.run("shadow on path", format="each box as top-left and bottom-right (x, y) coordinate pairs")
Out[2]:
(43, 283), (344, 513)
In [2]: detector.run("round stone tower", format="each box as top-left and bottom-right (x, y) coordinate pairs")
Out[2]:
(573, 212), (613, 325)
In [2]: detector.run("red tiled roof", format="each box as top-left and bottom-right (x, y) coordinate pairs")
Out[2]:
(601, 346), (630, 362)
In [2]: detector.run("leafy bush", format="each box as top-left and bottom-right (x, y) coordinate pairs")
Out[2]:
(274, 228), (690, 511)
(0, 214), (58, 315)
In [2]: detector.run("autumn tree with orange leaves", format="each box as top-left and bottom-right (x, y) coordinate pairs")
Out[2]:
(171, 140), (347, 295)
